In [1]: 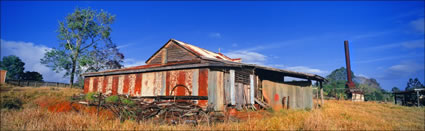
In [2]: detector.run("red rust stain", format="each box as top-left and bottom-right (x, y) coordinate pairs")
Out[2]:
(84, 78), (89, 93)
(123, 75), (129, 94)
(274, 94), (279, 101)
(134, 73), (142, 96)
(93, 77), (98, 92)
(85, 60), (202, 75)
(198, 69), (208, 106)
(102, 76), (108, 93)
(176, 71), (186, 96)
(166, 71), (170, 96)
(112, 76), (118, 95)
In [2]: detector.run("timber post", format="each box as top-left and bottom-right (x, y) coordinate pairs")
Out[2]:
(320, 81), (324, 107)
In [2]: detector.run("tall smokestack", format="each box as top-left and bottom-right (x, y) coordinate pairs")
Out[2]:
(344, 40), (355, 89)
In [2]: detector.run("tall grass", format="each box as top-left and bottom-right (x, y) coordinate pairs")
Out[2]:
(1, 86), (424, 130)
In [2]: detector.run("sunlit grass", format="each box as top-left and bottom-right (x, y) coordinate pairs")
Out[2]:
(1, 86), (424, 130)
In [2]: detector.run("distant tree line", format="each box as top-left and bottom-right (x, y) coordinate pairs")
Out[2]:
(0, 55), (43, 81)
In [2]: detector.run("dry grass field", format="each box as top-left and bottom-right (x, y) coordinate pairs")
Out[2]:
(1, 85), (424, 130)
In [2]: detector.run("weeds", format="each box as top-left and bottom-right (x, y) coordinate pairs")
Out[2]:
(0, 85), (424, 130)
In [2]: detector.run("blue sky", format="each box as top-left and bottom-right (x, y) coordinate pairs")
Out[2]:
(1, 1), (424, 91)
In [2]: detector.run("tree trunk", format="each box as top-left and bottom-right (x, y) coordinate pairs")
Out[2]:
(70, 58), (76, 88)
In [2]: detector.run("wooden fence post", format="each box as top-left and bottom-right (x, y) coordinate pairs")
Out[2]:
(320, 81), (324, 106)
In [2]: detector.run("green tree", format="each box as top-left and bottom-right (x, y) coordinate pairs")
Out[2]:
(20, 71), (43, 81)
(0, 55), (25, 80)
(391, 87), (400, 92)
(41, 7), (120, 88)
(405, 78), (424, 91)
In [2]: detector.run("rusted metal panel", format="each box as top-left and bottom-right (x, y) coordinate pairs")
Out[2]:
(154, 72), (164, 96)
(161, 72), (166, 96)
(112, 76), (119, 95)
(123, 75), (129, 94)
(97, 77), (104, 93)
(230, 70), (236, 105)
(142, 72), (155, 96)
(262, 80), (313, 110)
(134, 73), (142, 96)
(128, 74), (136, 96)
(93, 77), (98, 93)
(118, 75), (124, 94)
(89, 77), (94, 92)
(216, 71), (224, 111)
(84, 78), (89, 93)
(198, 68), (208, 107)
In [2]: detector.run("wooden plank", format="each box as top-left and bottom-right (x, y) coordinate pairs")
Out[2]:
(249, 75), (254, 105)
(230, 70), (236, 105)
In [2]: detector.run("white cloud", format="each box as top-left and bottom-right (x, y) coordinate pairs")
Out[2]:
(388, 61), (424, 74)
(269, 64), (327, 75)
(224, 50), (267, 65)
(122, 58), (145, 67)
(402, 39), (424, 48)
(208, 32), (221, 38)
(1, 39), (68, 83)
(285, 66), (327, 75)
(410, 18), (424, 33)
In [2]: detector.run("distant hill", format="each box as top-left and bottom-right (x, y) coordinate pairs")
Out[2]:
(354, 76), (381, 89)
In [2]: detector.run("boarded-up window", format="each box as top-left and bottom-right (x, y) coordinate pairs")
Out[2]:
(235, 69), (250, 85)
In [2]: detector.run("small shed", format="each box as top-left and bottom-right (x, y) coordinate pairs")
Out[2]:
(82, 39), (326, 111)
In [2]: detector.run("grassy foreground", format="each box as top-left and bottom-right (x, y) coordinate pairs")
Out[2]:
(1, 85), (424, 130)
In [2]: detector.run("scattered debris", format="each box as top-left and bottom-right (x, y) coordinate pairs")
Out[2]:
(71, 93), (224, 125)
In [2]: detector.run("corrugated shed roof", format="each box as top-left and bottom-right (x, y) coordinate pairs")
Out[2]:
(172, 39), (235, 61)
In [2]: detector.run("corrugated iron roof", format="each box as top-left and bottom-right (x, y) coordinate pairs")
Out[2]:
(172, 39), (234, 61)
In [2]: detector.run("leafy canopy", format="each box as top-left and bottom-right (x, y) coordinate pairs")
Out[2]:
(41, 7), (123, 86)
(0, 55), (25, 80)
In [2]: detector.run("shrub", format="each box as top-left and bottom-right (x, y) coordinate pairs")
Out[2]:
(1, 96), (23, 109)
(85, 92), (96, 102)
(105, 95), (119, 103)
(121, 98), (134, 106)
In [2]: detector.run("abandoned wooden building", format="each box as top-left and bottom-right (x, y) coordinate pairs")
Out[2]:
(82, 39), (327, 111)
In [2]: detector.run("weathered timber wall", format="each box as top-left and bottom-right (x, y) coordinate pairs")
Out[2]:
(262, 80), (313, 110)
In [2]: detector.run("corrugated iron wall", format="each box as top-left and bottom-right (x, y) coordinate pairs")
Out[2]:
(262, 80), (313, 110)
(84, 68), (210, 107)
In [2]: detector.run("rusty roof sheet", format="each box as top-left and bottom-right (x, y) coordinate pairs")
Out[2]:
(172, 39), (234, 61)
